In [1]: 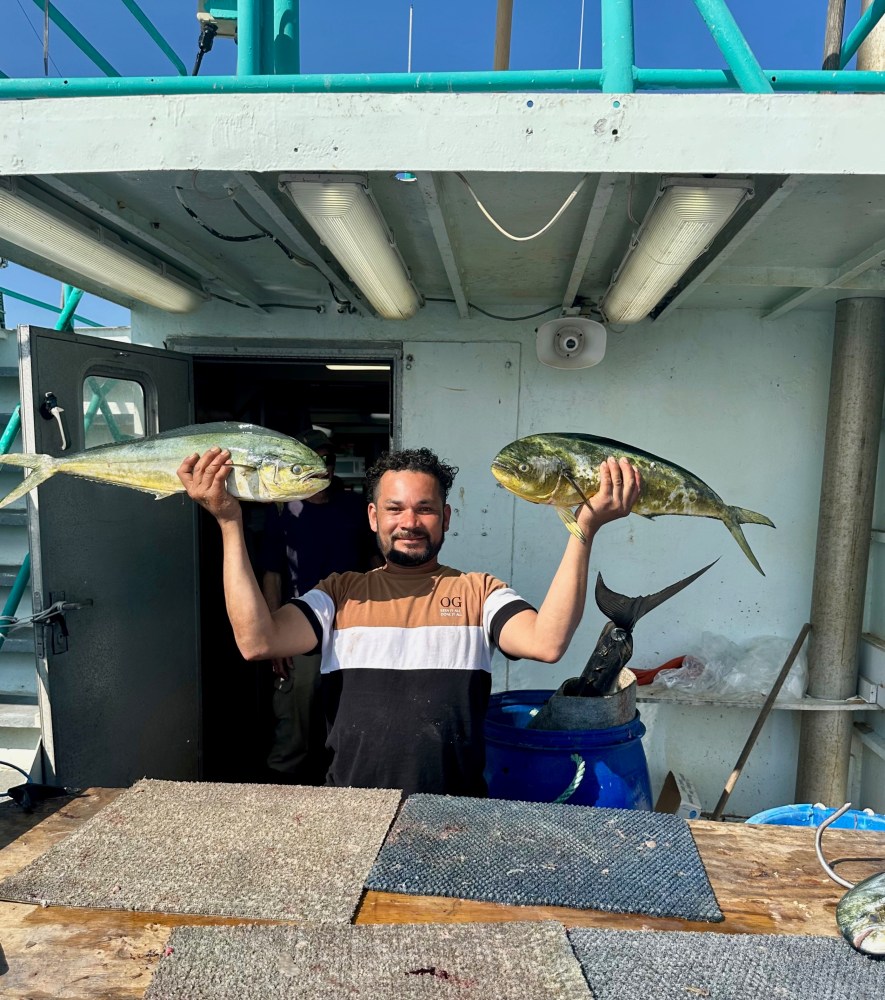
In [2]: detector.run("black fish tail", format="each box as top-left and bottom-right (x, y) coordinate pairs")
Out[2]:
(595, 559), (719, 630)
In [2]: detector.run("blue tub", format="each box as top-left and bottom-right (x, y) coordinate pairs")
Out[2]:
(746, 803), (885, 830)
(483, 689), (653, 810)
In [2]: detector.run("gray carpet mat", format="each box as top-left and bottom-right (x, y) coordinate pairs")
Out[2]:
(568, 927), (885, 999)
(143, 921), (592, 1000)
(0, 778), (401, 922)
(365, 794), (722, 921)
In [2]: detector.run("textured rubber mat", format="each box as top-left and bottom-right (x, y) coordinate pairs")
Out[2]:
(143, 920), (592, 1000)
(568, 927), (885, 999)
(0, 779), (401, 922)
(366, 794), (722, 921)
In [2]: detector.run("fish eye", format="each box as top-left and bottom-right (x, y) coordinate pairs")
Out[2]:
(291, 465), (303, 475)
(518, 462), (530, 473)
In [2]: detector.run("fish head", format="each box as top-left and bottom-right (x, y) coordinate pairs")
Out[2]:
(491, 437), (567, 504)
(837, 871), (885, 955)
(256, 442), (330, 501)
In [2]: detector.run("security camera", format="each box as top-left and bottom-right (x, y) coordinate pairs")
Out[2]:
(536, 318), (606, 370)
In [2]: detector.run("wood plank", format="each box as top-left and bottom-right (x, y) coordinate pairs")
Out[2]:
(2, 790), (884, 998)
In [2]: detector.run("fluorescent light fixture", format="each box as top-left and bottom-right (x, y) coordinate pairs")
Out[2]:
(601, 178), (753, 324)
(280, 174), (421, 320)
(326, 364), (391, 371)
(0, 179), (205, 314)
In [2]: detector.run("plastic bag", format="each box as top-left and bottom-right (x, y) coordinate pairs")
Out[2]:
(647, 632), (808, 702)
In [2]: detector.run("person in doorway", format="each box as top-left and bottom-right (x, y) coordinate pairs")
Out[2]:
(260, 429), (379, 785)
(177, 445), (640, 796)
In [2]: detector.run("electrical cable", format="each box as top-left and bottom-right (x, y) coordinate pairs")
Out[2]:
(175, 189), (357, 314)
(192, 20), (217, 76)
(455, 172), (587, 242)
(425, 298), (561, 322)
(0, 759), (30, 780)
(626, 174), (640, 225)
(209, 294), (324, 313)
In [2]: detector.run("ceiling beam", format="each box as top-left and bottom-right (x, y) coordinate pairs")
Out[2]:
(232, 172), (368, 316)
(654, 175), (801, 321)
(416, 172), (469, 319)
(562, 174), (616, 311)
(765, 231), (885, 319)
(708, 266), (885, 289)
(36, 174), (269, 312)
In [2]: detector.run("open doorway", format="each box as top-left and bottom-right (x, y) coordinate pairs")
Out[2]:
(191, 355), (393, 782)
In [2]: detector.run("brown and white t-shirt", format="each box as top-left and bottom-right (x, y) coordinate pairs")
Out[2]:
(294, 563), (532, 795)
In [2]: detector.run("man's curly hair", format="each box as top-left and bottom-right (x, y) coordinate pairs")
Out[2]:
(365, 448), (459, 505)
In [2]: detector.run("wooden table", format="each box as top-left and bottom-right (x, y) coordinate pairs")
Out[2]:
(1, 788), (883, 998)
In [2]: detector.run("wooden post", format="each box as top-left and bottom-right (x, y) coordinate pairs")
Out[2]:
(822, 0), (847, 70)
(494, 0), (514, 71)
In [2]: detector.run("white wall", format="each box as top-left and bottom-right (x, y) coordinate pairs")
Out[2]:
(138, 299), (847, 816)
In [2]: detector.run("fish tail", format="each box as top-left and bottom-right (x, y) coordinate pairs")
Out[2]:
(0, 454), (57, 509)
(731, 505), (775, 529)
(724, 508), (767, 575)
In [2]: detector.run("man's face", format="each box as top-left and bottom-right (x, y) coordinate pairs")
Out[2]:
(368, 470), (451, 568)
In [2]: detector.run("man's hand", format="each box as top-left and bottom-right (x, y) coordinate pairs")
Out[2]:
(577, 456), (641, 536)
(176, 447), (241, 522)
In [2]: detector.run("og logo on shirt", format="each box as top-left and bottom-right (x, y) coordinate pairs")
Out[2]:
(439, 596), (463, 618)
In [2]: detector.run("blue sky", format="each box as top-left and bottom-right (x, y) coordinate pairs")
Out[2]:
(0, 1), (858, 328)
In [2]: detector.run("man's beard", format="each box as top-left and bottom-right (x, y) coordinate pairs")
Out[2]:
(385, 532), (444, 567)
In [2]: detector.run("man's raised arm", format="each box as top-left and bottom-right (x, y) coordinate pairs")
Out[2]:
(176, 447), (318, 661)
(496, 456), (640, 663)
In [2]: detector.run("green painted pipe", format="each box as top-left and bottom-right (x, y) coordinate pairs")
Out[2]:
(265, 0), (300, 75)
(0, 405), (20, 455)
(841, 0), (885, 67)
(0, 68), (607, 98)
(0, 286), (101, 327)
(237, 0), (264, 76)
(0, 407), (25, 651)
(691, 0), (773, 93)
(120, 0), (187, 76)
(0, 553), (30, 644)
(5, 66), (885, 99)
(55, 287), (84, 331)
(28, 0), (120, 78)
(601, 0), (635, 93)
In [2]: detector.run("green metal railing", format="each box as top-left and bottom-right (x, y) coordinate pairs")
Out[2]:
(0, 285), (101, 649)
(3, 0), (885, 97)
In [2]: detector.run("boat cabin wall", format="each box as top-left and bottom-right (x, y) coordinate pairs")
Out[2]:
(123, 300), (852, 817)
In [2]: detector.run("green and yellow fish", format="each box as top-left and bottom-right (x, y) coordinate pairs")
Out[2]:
(491, 432), (774, 574)
(0, 422), (329, 508)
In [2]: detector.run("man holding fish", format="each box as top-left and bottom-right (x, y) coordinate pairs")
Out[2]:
(177, 444), (640, 796)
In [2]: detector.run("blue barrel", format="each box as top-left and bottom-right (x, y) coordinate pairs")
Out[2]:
(746, 803), (885, 830)
(483, 689), (653, 810)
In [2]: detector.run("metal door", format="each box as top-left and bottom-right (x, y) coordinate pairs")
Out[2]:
(17, 326), (199, 787)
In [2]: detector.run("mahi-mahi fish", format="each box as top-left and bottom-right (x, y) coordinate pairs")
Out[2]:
(815, 802), (885, 955)
(0, 422), (330, 507)
(491, 432), (774, 574)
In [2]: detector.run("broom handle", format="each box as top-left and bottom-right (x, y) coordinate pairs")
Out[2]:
(711, 623), (812, 821)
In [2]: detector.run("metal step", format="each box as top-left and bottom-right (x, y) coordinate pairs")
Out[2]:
(0, 367), (19, 380)
(0, 508), (27, 526)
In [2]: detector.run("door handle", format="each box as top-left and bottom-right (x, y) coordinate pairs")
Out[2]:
(39, 391), (69, 451)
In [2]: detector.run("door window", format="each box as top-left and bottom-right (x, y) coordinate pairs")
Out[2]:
(82, 375), (146, 449)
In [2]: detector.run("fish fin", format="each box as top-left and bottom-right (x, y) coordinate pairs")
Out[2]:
(556, 506), (585, 542)
(595, 559), (719, 629)
(632, 510), (656, 520)
(725, 504), (773, 574)
(731, 505), (775, 529)
(0, 456), (56, 509)
(150, 490), (177, 500)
